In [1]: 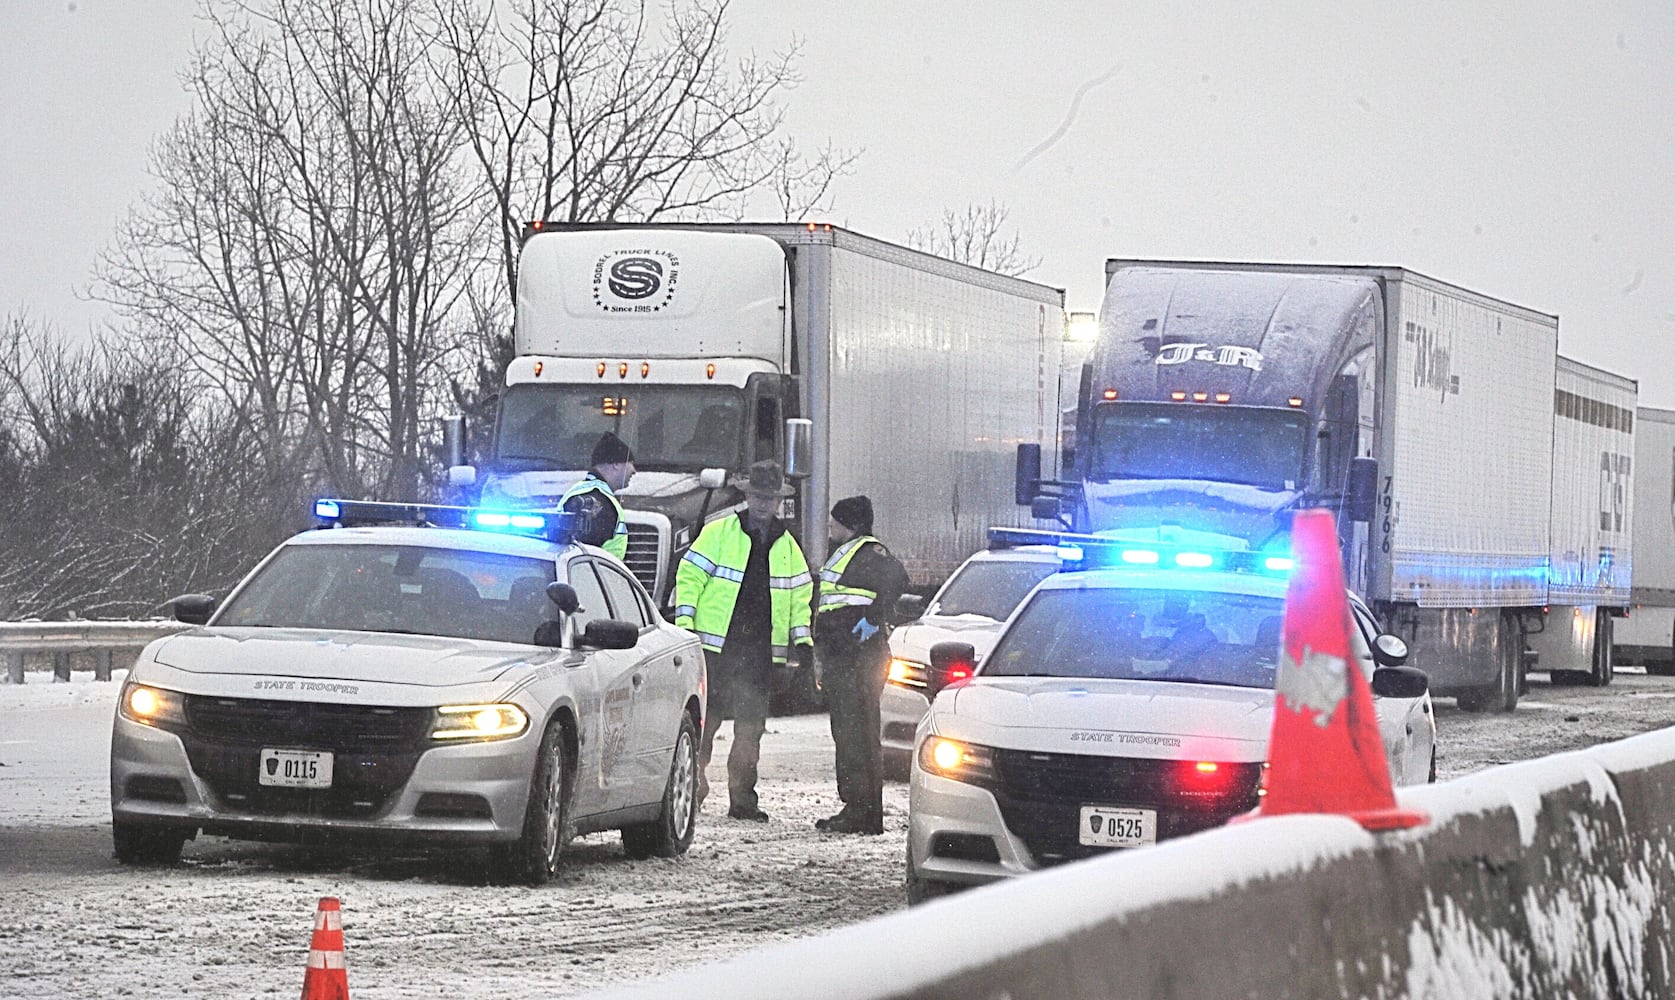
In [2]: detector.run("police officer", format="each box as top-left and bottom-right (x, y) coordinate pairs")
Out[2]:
(674, 460), (815, 821)
(814, 495), (908, 835)
(560, 432), (634, 559)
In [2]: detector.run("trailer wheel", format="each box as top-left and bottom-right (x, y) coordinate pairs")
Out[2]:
(1458, 613), (1521, 713)
(1587, 611), (1614, 687)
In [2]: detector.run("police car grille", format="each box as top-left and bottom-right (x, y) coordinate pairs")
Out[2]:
(179, 696), (432, 818)
(623, 523), (662, 593)
(988, 749), (1262, 865)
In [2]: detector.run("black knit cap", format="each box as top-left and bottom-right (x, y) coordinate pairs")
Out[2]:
(831, 495), (873, 534)
(590, 431), (633, 467)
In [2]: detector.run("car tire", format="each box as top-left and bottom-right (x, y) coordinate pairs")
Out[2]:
(490, 721), (570, 886)
(621, 714), (699, 860)
(904, 839), (958, 906)
(112, 819), (190, 866)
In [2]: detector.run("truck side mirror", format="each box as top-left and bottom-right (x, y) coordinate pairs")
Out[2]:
(699, 467), (727, 489)
(1015, 443), (1042, 506)
(169, 594), (217, 625)
(1031, 496), (1061, 522)
(784, 418), (813, 479)
(1347, 456), (1378, 523)
(546, 582), (580, 615)
(447, 465), (477, 487)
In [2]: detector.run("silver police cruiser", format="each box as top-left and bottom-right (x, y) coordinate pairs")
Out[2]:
(905, 528), (1436, 903)
(110, 499), (704, 884)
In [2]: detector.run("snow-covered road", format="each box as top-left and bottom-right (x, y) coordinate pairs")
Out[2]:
(2, 669), (1673, 999)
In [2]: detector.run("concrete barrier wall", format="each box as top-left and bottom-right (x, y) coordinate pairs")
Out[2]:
(588, 726), (1675, 1000)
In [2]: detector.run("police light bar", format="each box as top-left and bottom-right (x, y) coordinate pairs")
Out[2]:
(986, 526), (1294, 577)
(314, 499), (576, 543)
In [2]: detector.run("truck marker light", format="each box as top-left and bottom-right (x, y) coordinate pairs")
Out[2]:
(1121, 549), (1160, 565)
(1175, 552), (1214, 568)
(1215, 392), (1232, 403)
(1102, 388), (1118, 400)
(618, 362), (629, 378)
(1171, 391), (1187, 401)
(533, 361), (544, 377)
(1287, 397), (1304, 407)
(1192, 391), (1209, 402)
(705, 364), (716, 379)
(640, 362), (650, 378)
(596, 362), (607, 378)
(529, 219), (544, 231)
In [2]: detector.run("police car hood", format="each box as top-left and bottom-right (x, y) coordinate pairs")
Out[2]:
(943, 676), (1273, 760)
(890, 614), (1009, 663)
(148, 627), (546, 692)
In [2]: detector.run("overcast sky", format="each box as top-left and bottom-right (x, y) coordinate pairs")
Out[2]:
(4, 1), (1673, 403)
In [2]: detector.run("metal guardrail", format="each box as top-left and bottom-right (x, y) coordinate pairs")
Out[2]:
(0, 620), (193, 683)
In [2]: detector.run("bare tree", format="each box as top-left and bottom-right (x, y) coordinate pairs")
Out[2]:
(433, 0), (855, 303)
(906, 200), (1042, 277)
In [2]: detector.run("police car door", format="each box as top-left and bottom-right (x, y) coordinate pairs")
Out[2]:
(567, 558), (642, 813)
(593, 561), (681, 806)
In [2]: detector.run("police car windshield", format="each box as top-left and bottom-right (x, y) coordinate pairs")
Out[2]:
(983, 586), (1286, 689)
(217, 544), (558, 646)
(931, 560), (1058, 621)
(496, 383), (746, 473)
(1088, 403), (1310, 490)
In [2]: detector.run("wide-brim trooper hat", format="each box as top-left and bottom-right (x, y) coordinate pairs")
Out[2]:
(737, 459), (795, 498)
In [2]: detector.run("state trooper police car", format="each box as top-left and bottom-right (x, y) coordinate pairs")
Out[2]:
(110, 499), (704, 885)
(905, 529), (1436, 903)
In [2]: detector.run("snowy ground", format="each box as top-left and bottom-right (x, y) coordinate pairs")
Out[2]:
(2, 668), (1673, 998)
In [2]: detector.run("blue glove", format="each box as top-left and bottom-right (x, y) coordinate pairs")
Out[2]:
(852, 618), (880, 643)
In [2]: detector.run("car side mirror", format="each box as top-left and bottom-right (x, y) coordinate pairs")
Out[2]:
(1371, 664), (1429, 699)
(546, 582), (580, 615)
(1371, 633), (1409, 667)
(699, 467), (727, 490)
(533, 620), (566, 648)
(926, 641), (977, 698)
(580, 619), (640, 650)
(169, 594), (217, 625)
(895, 594), (926, 622)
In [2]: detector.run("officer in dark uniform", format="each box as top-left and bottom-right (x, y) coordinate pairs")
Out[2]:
(560, 432), (634, 559)
(813, 495), (908, 835)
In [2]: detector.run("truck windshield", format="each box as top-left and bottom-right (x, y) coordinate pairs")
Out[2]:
(983, 586), (1286, 689)
(1089, 403), (1310, 490)
(931, 559), (1058, 621)
(496, 384), (746, 473)
(216, 544), (558, 646)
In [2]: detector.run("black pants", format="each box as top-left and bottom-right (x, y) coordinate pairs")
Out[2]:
(822, 643), (886, 822)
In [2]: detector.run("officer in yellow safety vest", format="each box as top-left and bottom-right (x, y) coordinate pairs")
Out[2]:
(559, 432), (633, 560)
(673, 460), (814, 822)
(813, 495), (908, 835)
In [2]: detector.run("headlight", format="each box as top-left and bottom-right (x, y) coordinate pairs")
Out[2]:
(917, 735), (997, 784)
(887, 658), (928, 689)
(431, 703), (530, 741)
(119, 682), (187, 728)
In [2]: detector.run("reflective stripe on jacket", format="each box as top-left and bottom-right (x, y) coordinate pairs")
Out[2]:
(817, 535), (881, 614)
(559, 475), (628, 559)
(673, 515), (813, 663)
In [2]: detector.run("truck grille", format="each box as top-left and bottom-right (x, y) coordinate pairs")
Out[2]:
(180, 695), (432, 818)
(985, 748), (1263, 865)
(623, 523), (662, 594)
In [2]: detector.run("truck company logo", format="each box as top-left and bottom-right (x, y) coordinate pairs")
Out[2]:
(1153, 343), (1263, 371)
(592, 249), (680, 313)
(1276, 644), (1348, 726)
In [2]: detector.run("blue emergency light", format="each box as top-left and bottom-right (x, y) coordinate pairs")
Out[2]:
(987, 526), (1295, 578)
(313, 498), (576, 543)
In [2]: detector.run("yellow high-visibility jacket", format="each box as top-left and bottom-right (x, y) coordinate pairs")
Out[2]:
(673, 514), (813, 664)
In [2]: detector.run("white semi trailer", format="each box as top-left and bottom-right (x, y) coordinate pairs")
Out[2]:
(452, 223), (1067, 605)
(1615, 406), (1675, 675)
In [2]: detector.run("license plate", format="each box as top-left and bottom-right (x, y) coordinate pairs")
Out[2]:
(1079, 805), (1156, 848)
(258, 749), (333, 789)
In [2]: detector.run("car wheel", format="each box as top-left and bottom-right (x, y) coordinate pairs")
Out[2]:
(622, 714), (699, 860)
(491, 721), (570, 886)
(112, 819), (190, 866)
(904, 839), (958, 906)
(1427, 748), (1437, 784)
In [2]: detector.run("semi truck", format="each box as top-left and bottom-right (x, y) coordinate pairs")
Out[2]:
(449, 222), (1066, 608)
(1615, 406), (1675, 674)
(1017, 258), (1634, 712)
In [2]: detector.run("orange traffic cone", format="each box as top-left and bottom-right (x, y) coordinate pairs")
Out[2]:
(300, 896), (350, 1000)
(1248, 509), (1427, 831)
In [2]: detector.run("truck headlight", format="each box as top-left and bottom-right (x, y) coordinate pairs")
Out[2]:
(119, 682), (188, 729)
(918, 736), (997, 784)
(432, 703), (530, 741)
